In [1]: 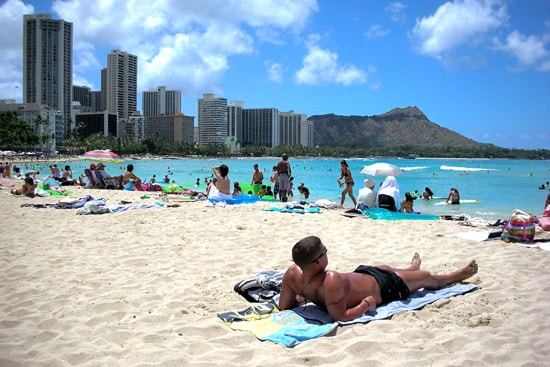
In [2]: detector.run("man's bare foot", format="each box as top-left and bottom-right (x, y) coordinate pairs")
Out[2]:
(410, 253), (421, 270)
(456, 260), (478, 281)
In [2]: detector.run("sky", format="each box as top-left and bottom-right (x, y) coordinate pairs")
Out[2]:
(0, 0), (549, 150)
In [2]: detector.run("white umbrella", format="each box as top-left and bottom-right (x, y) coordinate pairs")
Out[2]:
(360, 162), (404, 177)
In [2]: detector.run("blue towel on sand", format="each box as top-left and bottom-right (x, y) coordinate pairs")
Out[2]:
(218, 283), (478, 347)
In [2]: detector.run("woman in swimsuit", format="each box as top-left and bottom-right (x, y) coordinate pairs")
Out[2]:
(212, 165), (231, 195)
(123, 164), (144, 191)
(337, 160), (357, 209)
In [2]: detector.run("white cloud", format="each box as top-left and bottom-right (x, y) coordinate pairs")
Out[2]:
(265, 61), (283, 83)
(295, 34), (369, 86)
(0, 0), (318, 98)
(385, 2), (408, 23)
(0, 0), (34, 98)
(364, 25), (390, 39)
(495, 30), (549, 69)
(411, 0), (508, 60)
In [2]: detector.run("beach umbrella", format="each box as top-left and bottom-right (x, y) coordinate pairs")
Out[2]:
(79, 149), (124, 163)
(360, 162), (404, 177)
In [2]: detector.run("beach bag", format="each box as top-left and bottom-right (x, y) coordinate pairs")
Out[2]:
(501, 209), (536, 243)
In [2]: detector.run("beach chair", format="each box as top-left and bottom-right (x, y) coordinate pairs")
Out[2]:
(95, 170), (118, 189)
(84, 169), (98, 188)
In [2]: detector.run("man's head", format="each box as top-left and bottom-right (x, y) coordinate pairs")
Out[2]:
(292, 236), (326, 268)
(364, 178), (376, 188)
(96, 163), (105, 170)
(254, 164), (259, 170)
(282, 153), (288, 161)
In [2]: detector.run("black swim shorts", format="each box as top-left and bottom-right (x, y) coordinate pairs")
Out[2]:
(354, 265), (410, 304)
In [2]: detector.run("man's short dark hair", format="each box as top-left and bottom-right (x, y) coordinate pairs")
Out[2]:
(292, 236), (323, 268)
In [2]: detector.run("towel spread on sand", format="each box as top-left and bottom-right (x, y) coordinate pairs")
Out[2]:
(220, 277), (478, 347)
(217, 302), (338, 348)
(364, 208), (439, 221)
(262, 206), (321, 214)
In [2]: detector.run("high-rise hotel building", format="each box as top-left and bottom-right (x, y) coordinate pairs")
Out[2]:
(241, 108), (279, 147)
(142, 86), (181, 117)
(198, 93), (228, 145)
(105, 49), (137, 120)
(23, 13), (72, 139)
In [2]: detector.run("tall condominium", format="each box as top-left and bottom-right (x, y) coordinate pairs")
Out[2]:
(23, 13), (73, 136)
(142, 86), (181, 117)
(73, 85), (91, 108)
(241, 108), (279, 147)
(198, 93), (228, 145)
(279, 111), (309, 147)
(105, 49), (137, 120)
(228, 100), (244, 142)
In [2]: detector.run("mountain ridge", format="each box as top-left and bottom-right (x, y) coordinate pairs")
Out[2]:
(309, 106), (484, 148)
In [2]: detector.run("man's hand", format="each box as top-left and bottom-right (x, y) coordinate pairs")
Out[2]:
(362, 296), (376, 313)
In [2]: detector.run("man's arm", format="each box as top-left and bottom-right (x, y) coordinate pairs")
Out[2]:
(324, 272), (375, 322)
(278, 266), (301, 310)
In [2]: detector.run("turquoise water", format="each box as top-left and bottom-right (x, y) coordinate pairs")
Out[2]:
(20, 157), (550, 221)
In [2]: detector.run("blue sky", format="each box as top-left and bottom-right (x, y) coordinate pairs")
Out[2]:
(0, 0), (548, 150)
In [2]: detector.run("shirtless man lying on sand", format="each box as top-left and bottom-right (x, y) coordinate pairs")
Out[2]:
(279, 236), (478, 322)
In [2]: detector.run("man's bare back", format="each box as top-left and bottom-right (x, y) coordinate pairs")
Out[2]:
(279, 236), (478, 322)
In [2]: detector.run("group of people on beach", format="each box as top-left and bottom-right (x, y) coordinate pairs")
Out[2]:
(333, 159), (461, 213)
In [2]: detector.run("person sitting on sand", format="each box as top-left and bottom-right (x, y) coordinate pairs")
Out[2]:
(375, 176), (401, 212)
(123, 164), (144, 191)
(49, 164), (61, 180)
(60, 165), (83, 186)
(11, 177), (37, 197)
(258, 185), (267, 197)
(265, 185), (274, 197)
(401, 192), (418, 213)
(95, 163), (123, 189)
(208, 165), (233, 202)
(279, 235), (478, 322)
(232, 181), (242, 196)
(356, 178), (376, 209)
(446, 188), (460, 204)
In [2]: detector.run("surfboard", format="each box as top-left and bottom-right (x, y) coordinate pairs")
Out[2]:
(433, 199), (480, 206)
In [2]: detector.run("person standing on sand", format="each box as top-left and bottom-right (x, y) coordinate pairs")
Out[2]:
(270, 166), (280, 199)
(279, 235), (478, 322)
(277, 154), (291, 202)
(337, 160), (357, 209)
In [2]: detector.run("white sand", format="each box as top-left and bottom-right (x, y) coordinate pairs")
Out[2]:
(1, 179), (549, 366)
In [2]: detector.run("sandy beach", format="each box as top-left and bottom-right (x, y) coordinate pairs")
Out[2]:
(1, 178), (549, 366)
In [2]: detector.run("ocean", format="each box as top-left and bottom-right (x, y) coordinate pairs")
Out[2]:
(20, 157), (550, 221)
